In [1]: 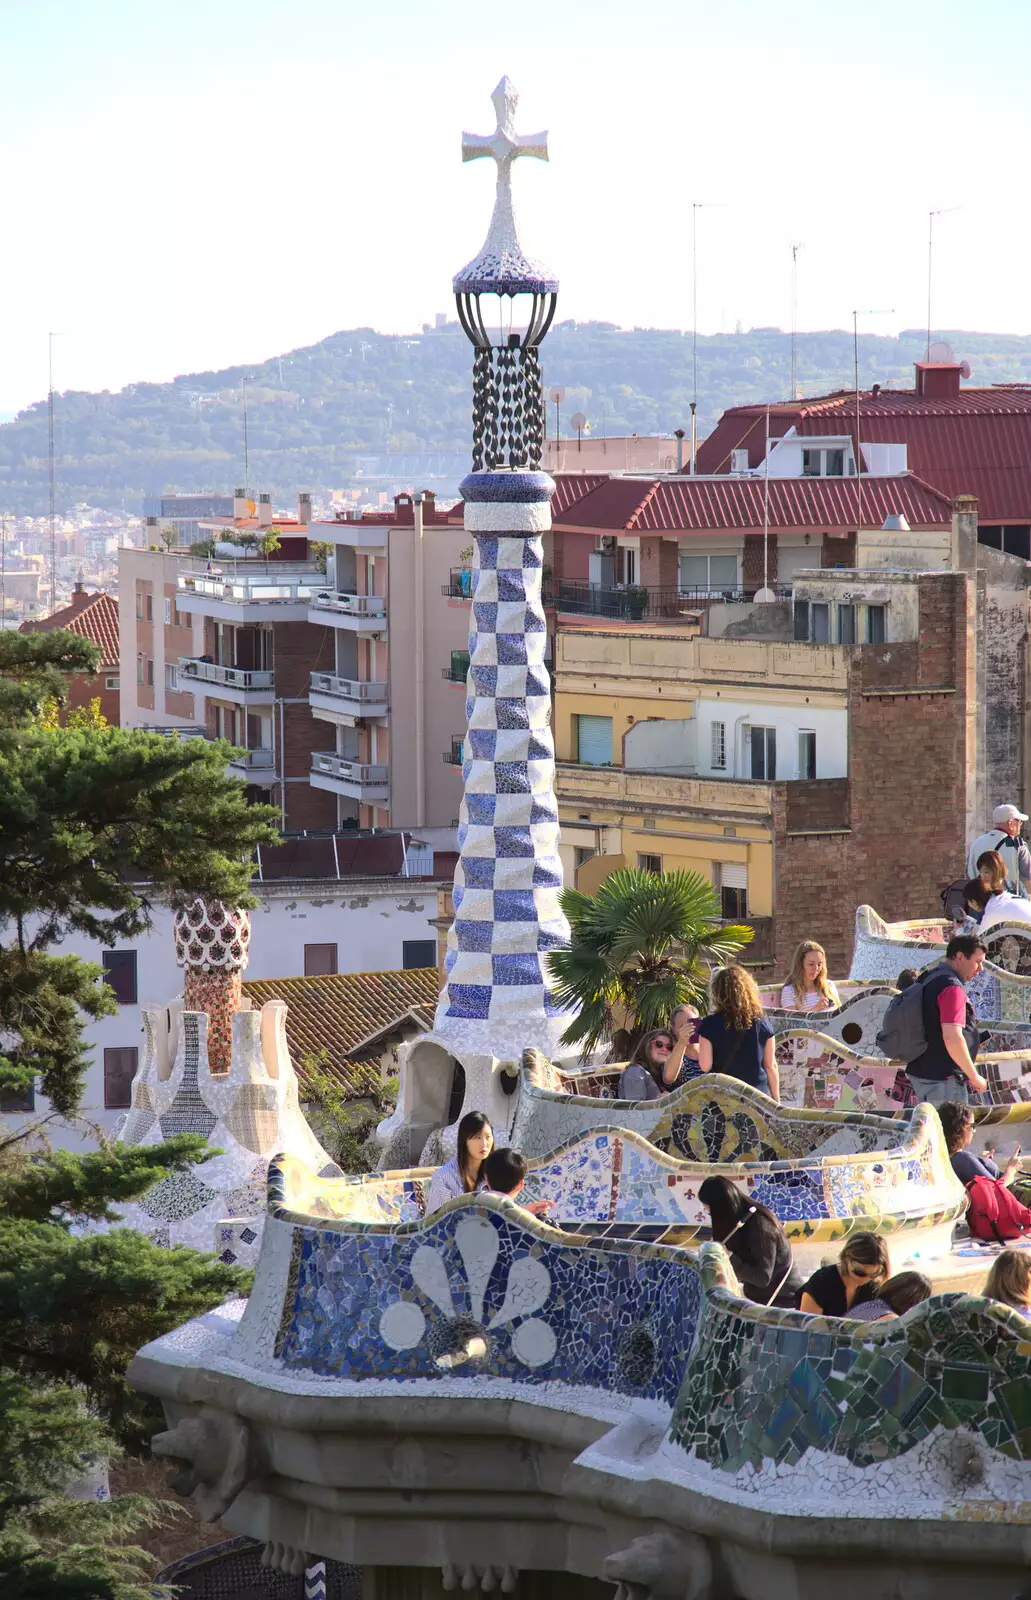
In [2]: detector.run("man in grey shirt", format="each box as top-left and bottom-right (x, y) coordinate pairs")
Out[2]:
(967, 804), (1031, 895)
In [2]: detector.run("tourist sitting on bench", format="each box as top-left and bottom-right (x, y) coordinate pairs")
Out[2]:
(985, 1250), (1031, 1319)
(481, 1146), (552, 1217)
(798, 1233), (890, 1317)
(847, 1271), (933, 1322)
(425, 1111), (495, 1213)
(698, 1175), (802, 1308)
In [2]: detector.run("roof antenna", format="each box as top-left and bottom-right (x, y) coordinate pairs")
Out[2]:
(926, 208), (960, 360)
(790, 244), (803, 400)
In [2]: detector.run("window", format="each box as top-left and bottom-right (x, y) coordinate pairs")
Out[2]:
(103, 1046), (138, 1110)
(679, 553), (739, 594)
(801, 448), (844, 477)
(135, 592), (144, 620)
(136, 654), (144, 684)
(303, 942), (338, 976)
(105, 675), (119, 690)
(179, 609), (191, 628)
(825, 449), (844, 477)
(801, 448), (821, 478)
(798, 730), (817, 779)
(573, 845), (595, 871)
(638, 853), (663, 874)
(792, 600), (830, 642)
(867, 604), (886, 643)
(717, 861), (748, 919)
(576, 714), (613, 766)
(163, 597), (172, 625)
(101, 950), (138, 1005)
(748, 725), (776, 780)
(402, 940), (437, 970)
(145, 594), (153, 622)
(146, 658), (154, 686)
(837, 603), (856, 644)
(0, 1078), (34, 1113)
(711, 720), (727, 770)
(164, 663), (178, 691)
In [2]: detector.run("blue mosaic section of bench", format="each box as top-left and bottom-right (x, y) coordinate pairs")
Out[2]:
(669, 1243), (1031, 1471)
(271, 1195), (701, 1404)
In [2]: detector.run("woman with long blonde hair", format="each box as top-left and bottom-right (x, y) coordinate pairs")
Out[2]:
(696, 964), (779, 1102)
(779, 940), (839, 1012)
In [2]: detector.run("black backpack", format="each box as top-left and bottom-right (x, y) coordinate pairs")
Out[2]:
(940, 878), (971, 923)
(875, 976), (930, 1062)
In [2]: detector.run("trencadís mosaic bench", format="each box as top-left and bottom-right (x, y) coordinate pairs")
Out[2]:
(655, 1240), (1031, 1520)
(849, 907), (1031, 1030)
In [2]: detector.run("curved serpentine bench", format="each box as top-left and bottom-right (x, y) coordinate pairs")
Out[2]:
(658, 1240), (1031, 1520)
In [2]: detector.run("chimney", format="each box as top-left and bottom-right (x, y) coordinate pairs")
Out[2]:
(914, 361), (962, 400)
(393, 493), (415, 525)
(257, 492), (273, 528)
(951, 493), (978, 573)
(673, 428), (685, 473)
(298, 491), (312, 526)
(420, 490), (436, 519)
(233, 488), (249, 519)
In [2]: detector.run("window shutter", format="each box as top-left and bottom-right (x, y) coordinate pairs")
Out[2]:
(720, 862), (748, 890)
(577, 715), (613, 766)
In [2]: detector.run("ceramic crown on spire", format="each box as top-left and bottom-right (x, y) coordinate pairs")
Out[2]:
(454, 78), (558, 472)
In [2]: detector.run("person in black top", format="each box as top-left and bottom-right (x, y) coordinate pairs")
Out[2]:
(798, 1232), (890, 1317)
(696, 965), (779, 1101)
(699, 1175), (802, 1307)
(938, 1101), (1022, 1187)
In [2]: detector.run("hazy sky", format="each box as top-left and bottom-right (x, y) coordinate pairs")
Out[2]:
(2, 0), (1029, 413)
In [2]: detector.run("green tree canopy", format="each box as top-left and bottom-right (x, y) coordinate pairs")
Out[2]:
(547, 867), (753, 1058)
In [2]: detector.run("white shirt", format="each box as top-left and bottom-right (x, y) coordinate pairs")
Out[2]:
(980, 892), (1031, 931)
(424, 1158), (485, 1214)
(779, 981), (841, 1011)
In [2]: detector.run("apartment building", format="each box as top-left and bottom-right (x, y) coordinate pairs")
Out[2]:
(119, 489), (469, 833)
(553, 499), (1025, 974)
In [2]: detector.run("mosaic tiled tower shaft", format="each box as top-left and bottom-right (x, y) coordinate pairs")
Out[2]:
(174, 897), (250, 1075)
(433, 470), (571, 1055)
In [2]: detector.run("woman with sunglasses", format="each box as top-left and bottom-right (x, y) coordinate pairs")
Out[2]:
(797, 1232), (891, 1317)
(618, 1029), (682, 1100)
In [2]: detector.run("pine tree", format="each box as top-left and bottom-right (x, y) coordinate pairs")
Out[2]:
(0, 629), (280, 1596)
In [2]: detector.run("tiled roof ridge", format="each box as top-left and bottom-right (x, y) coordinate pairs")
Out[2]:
(625, 478), (663, 531)
(26, 589), (119, 664)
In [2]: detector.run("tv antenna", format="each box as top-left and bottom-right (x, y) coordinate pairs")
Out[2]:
(853, 308), (894, 534)
(790, 244), (803, 400)
(570, 411), (587, 451)
(926, 207), (961, 360)
(548, 386), (565, 445)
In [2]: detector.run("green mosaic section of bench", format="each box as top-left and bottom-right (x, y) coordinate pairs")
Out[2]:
(669, 1243), (1031, 1473)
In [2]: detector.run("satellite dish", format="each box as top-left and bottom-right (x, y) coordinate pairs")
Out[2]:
(570, 411), (588, 431)
(753, 587), (777, 605)
(959, 360), (972, 380)
(549, 386), (566, 404)
(927, 340), (955, 364)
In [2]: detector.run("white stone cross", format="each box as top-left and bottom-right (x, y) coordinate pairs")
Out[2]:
(462, 77), (549, 182)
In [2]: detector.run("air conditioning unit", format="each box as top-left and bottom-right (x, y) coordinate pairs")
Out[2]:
(731, 449), (749, 473)
(599, 535), (617, 553)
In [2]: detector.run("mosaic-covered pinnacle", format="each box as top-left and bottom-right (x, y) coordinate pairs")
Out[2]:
(454, 77), (559, 297)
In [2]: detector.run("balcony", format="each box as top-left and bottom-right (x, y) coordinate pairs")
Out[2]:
(177, 559), (322, 622)
(227, 747), (277, 785)
(178, 657), (275, 704)
(443, 739), (465, 766)
(307, 590), (388, 632)
(309, 671), (389, 724)
(310, 753), (390, 803)
(442, 569), (473, 600)
(554, 581), (792, 622)
(442, 651), (470, 684)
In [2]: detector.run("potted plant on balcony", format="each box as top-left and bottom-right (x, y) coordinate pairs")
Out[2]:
(458, 545), (473, 597)
(625, 584), (649, 621)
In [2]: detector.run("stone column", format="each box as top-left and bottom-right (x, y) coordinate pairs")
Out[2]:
(173, 897), (251, 1074)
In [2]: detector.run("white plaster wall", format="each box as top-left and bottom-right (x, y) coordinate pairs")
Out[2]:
(695, 699), (847, 780)
(13, 880), (444, 1151)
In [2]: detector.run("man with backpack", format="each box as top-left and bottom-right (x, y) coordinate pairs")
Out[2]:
(876, 934), (988, 1104)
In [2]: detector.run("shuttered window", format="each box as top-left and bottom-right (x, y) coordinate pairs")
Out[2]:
(576, 715), (613, 766)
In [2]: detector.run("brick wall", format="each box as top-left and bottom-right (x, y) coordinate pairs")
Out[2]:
(272, 619), (336, 831)
(640, 537), (679, 589)
(784, 777), (849, 832)
(742, 534), (778, 589)
(65, 668), (119, 726)
(773, 572), (974, 977)
(822, 535), (855, 568)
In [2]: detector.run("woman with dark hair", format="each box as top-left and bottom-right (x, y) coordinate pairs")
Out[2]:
(798, 1232), (891, 1317)
(848, 1271), (933, 1322)
(425, 1111), (494, 1212)
(698, 1175), (802, 1308)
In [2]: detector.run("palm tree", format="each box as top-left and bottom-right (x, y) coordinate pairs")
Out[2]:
(546, 867), (753, 1059)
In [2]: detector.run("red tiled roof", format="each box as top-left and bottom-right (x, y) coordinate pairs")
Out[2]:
(552, 474), (952, 535)
(23, 589), (119, 665)
(696, 383), (1031, 522)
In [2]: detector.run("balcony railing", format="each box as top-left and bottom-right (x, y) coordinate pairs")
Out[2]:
(554, 581), (793, 620)
(179, 658), (275, 691)
(309, 590), (387, 618)
(178, 560), (323, 605)
(442, 570), (474, 599)
(229, 748), (276, 771)
(310, 671), (388, 703)
(442, 651), (470, 683)
(443, 739), (465, 766)
(311, 753), (389, 787)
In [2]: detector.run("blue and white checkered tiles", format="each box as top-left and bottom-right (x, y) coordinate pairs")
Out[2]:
(434, 471), (570, 1042)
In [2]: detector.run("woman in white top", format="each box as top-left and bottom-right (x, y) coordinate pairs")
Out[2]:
(779, 941), (841, 1012)
(425, 1111), (494, 1213)
(981, 890), (1031, 930)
